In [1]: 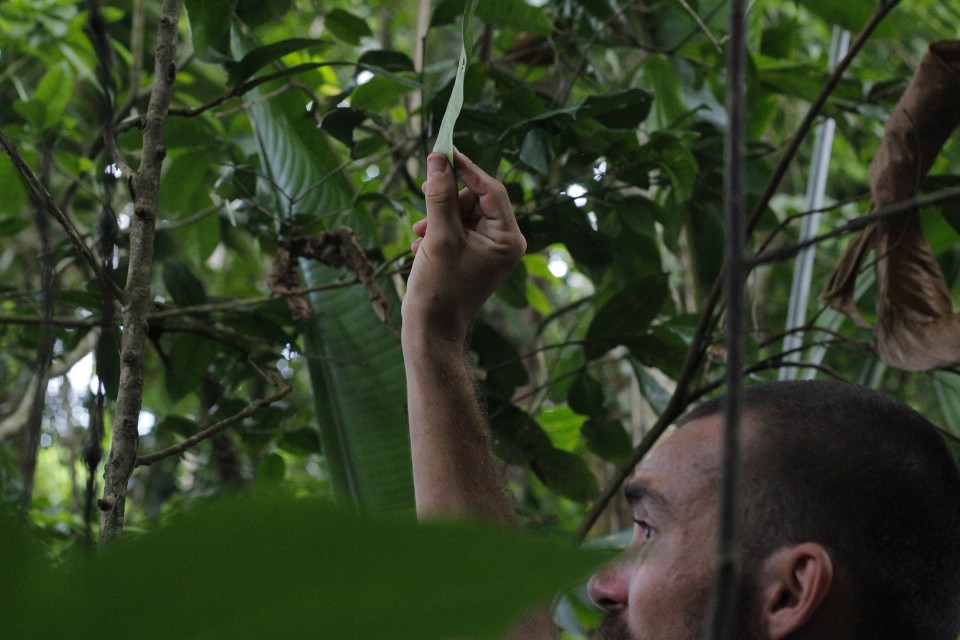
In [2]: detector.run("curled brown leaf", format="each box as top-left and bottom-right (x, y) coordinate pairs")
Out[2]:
(824, 41), (960, 371)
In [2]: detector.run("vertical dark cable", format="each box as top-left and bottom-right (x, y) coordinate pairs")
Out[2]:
(83, 0), (115, 544)
(706, 0), (747, 638)
(19, 141), (56, 515)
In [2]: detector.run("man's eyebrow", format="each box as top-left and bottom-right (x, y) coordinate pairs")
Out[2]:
(624, 480), (670, 511)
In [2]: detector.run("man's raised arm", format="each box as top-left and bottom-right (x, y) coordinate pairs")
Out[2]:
(401, 149), (524, 520)
(401, 150), (556, 637)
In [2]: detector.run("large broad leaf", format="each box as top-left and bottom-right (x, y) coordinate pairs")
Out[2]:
(584, 274), (669, 360)
(489, 401), (599, 503)
(239, 34), (414, 512)
(0, 496), (608, 639)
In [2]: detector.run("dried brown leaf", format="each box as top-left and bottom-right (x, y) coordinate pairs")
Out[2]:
(824, 41), (960, 371)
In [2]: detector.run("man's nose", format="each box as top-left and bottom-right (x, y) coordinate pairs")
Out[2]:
(587, 559), (629, 612)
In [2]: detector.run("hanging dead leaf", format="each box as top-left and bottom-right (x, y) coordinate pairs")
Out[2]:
(824, 40), (960, 371)
(268, 227), (391, 327)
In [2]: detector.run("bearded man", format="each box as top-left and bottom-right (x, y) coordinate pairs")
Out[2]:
(401, 150), (960, 640)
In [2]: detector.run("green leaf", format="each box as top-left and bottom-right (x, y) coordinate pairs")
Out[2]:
(164, 333), (219, 402)
(0, 215), (30, 236)
(568, 371), (605, 417)
(495, 260), (530, 308)
(235, 0), (293, 28)
(624, 326), (688, 378)
(162, 259), (208, 307)
(471, 321), (529, 400)
(239, 31), (415, 512)
(0, 154), (28, 217)
(659, 138), (700, 203)
(489, 401), (598, 502)
(520, 127), (554, 175)
(803, 0), (893, 35)
(350, 75), (414, 112)
(582, 418), (632, 463)
(321, 107), (370, 146)
(643, 54), (685, 129)
(157, 416), (200, 438)
(585, 274), (669, 360)
(631, 362), (671, 414)
(357, 50), (416, 73)
(474, 0), (553, 35)
(227, 38), (331, 87)
(533, 448), (600, 503)
(0, 496), (607, 639)
(433, 0), (480, 165)
(255, 453), (286, 487)
(185, 0), (238, 56)
(278, 428), (322, 455)
(158, 151), (215, 219)
(581, 89), (654, 129)
(325, 8), (373, 45)
(15, 62), (72, 130)
(95, 328), (121, 399)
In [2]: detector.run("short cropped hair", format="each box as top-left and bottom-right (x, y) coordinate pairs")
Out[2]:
(686, 380), (960, 640)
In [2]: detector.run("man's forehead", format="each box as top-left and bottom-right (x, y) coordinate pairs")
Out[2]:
(627, 414), (725, 506)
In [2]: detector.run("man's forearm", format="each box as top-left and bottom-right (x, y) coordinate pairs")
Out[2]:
(402, 328), (513, 521)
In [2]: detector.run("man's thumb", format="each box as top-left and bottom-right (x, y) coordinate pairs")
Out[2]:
(423, 153), (460, 231)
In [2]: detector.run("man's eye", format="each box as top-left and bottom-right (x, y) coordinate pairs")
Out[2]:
(633, 519), (653, 541)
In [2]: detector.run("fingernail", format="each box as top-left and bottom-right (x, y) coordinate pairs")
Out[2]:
(428, 156), (447, 177)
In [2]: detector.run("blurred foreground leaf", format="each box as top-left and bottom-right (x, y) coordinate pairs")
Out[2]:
(0, 496), (607, 639)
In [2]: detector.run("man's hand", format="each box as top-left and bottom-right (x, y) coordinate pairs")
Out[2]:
(402, 149), (526, 345)
(400, 150), (558, 638)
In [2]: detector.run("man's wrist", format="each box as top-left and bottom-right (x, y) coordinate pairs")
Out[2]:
(400, 304), (473, 349)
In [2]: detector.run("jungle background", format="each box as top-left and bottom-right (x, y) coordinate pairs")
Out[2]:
(2, 0), (960, 637)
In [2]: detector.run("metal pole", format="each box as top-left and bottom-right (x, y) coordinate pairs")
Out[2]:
(779, 27), (851, 380)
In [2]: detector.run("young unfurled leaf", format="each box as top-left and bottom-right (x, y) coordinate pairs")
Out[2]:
(432, 0), (479, 165)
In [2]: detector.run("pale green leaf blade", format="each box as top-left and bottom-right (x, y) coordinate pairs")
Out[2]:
(432, 0), (480, 165)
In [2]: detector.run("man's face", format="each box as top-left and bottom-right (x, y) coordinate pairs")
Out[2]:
(587, 414), (728, 640)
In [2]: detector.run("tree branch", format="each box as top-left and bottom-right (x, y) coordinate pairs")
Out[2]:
(99, 0), (182, 543)
(750, 186), (960, 267)
(0, 131), (124, 302)
(135, 361), (292, 467)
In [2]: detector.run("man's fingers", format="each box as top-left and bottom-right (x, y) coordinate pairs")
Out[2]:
(422, 152), (462, 238)
(452, 149), (513, 226)
(412, 218), (428, 237)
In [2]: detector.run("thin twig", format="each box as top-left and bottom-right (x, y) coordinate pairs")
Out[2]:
(751, 186), (960, 267)
(135, 361), (292, 466)
(675, 0), (723, 53)
(0, 131), (124, 303)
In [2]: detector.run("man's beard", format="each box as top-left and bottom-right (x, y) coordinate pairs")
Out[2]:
(595, 573), (763, 640)
(597, 613), (633, 640)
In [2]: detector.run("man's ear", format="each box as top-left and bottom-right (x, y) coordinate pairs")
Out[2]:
(758, 543), (834, 640)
